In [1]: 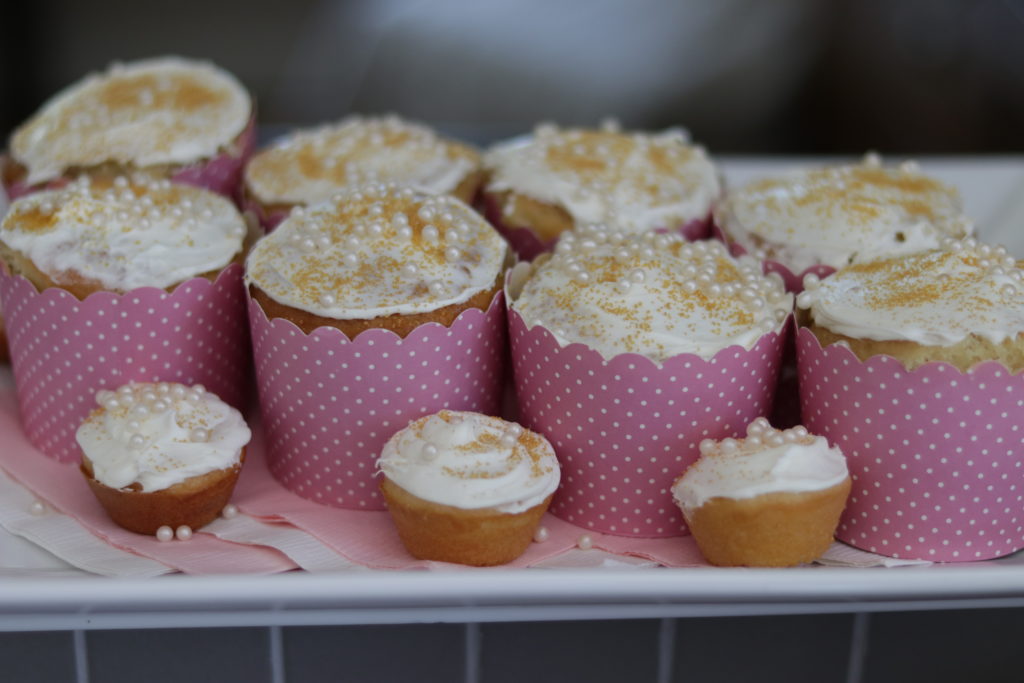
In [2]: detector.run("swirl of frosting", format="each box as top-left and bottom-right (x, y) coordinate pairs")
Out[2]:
(245, 185), (506, 319)
(796, 238), (1024, 346)
(484, 123), (719, 233)
(77, 382), (251, 492)
(511, 226), (793, 361)
(11, 56), (252, 185)
(377, 410), (560, 513)
(245, 115), (478, 206)
(672, 418), (848, 512)
(714, 157), (972, 273)
(0, 176), (247, 291)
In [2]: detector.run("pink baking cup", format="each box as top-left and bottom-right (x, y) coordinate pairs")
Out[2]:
(240, 193), (290, 232)
(796, 326), (1024, 562)
(506, 272), (786, 537)
(247, 291), (507, 510)
(0, 264), (250, 463)
(711, 223), (835, 294)
(481, 193), (710, 261)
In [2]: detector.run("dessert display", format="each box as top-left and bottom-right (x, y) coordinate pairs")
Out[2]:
(3, 56), (253, 198)
(672, 418), (850, 567)
(77, 382), (251, 535)
(378, 410), (559, 565)
(243, 115), (482, 229)
(714, 156), (972, 289)
(482, 123), (719, 259)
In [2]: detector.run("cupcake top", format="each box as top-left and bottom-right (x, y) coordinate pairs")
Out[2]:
(245, 185), (506, 319)
(0, 176), (247, 291)
(714, 157), (971, 273)
(511, 227), (793, 361)
(377, 410), (560, 513)
(672, 418), (848, 513)
(244, 115), (479, 206)
(484, 122), (719, 233)
(10, 56), (252, 185)
(77, 382), (251, 493)
(796, 238), (1024, 346)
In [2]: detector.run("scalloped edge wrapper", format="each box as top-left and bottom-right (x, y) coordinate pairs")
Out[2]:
(0, 264), (251, 462)
(506, 262), (786, 537)
(247, 290), (508, 511)
(796, 326), (1024, 562)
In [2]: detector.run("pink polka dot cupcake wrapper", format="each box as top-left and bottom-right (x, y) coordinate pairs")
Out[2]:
(0, 264), (251, 463)
(796, 326), (1024, 562)
(710, 224), (835, 294)
(507, 308), (786, 538)
(247, 291), (508, 511)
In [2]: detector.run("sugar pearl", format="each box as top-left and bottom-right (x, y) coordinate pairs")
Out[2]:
(577, 534), (593, 550)
(221, 504), (239, 519)
(156, 526), (174, 542)
(175, 525), (193, 541)
(534, 526), (550, 543)
(29, 500), (46, 516)
(191, 428), (210, 442)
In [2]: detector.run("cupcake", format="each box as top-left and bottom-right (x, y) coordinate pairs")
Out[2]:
(482, 122), (719, 260)
(507, 226), (792, 536)
(243, 115), (482, 229)
(5, 56), (254, 199)
(795, 238), (1024, 560)
(714, 155), (972, 290)
(378, 410), (559, 565)
(77, 382), (251, 536)
(0, 176), (251, 461)
(672, 418), (850, 567)
(246, 185), (509, 509)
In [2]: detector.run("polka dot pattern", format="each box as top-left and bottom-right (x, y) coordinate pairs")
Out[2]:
(0, 265), (250, 463)
(249, 292), (506, 511)
(796, 326), (1024, 562)
(508, 308), (785, 538)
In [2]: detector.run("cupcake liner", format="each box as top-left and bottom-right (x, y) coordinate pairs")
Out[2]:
(506, 264), (786, 537)
(711, 223), (835, 294)
(0, 264), (250, 463)
(247, 291), (507, 511)
(240, 194), (290, 232)
(796, 326), (1024, 561)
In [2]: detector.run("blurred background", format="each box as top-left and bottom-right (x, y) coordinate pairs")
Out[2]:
(2, 0), (1023, 154)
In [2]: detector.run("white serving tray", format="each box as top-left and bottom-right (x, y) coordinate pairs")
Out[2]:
(2, 157), (1024, 630)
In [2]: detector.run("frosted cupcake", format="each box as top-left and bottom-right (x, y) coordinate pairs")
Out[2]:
(482, 123), (719, 259)
(506, 226), (792, 536)
(378, 410), (559, 565)
(673, 418), (850, 567)
(243, 115), (482, 229)
(4, 56), (253, 198)
(78, 382), (251, 536)
(715, 156), (972, 290)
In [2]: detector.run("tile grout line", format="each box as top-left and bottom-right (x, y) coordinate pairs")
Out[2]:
(656, 618), (676, 683)
(73, 630), (89, 683)
(270, 625), (286, 683)
(845, 612), (870, 683)
(465, 622), (481, 683)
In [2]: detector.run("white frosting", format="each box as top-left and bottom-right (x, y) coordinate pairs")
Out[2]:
(0, 177), (246, 291)
(796, 239), (1024, 346)
(510, 227), (793, 361)
(245, 185), (505, 319)
(77, 383), (251, 493)
(715, 160), (972, 273)
(378, 410), (560, 513)
(484, 124), (719, 233)
(245, 115), (478, 205)
(11, 56), (252, 185)
(672, 420), (848, 512)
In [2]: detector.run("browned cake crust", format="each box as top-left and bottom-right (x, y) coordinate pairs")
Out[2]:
(380, 477), (551, 566)
(80, 450), (245, 535)
(482, 187), (574, 242)
(686, 478), (851, 567)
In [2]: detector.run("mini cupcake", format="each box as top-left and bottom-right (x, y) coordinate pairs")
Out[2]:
(378, 410), (559, 565)
(482, 122), (719, 260)
(77, 382), (251, 536)
(796, 238), (1024, 560)
(246, 185), (509, 509)
(714, 155), (972, 290)
(0, 176), (251, 461)
(5, 56), (254, 199)
(507, 226), (792, 536)
(672, 418), (850, 567)
(243, 115), (482, 229)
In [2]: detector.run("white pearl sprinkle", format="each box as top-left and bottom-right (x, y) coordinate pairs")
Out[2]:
(319, 293), (336, 306)
(221, 504), (239, 519)
(175, 525), (193, 541)
(29, 501), (46, 516)
(577, 534), (593, 550)
(156, 526), (174, 542)
(191, 428), (210, 443)
(421, 444), (439, 461)
(129, 433), (146, 449)
(533, 526), (550, 543)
